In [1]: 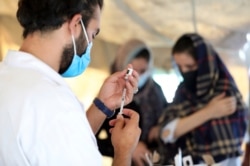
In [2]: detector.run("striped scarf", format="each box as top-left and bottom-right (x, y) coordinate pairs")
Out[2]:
(158, 33), (247, 164)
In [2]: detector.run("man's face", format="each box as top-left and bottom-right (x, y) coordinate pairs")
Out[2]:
(58, 6), (101, 74)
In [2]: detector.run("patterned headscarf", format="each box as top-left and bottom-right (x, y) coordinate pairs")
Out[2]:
(158, 33), (247, 164)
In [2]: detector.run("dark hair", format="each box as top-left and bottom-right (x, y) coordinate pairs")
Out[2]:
(134, 48), (150, 62)
(16, 0), (103, 38)
(172, 34), (197, 61)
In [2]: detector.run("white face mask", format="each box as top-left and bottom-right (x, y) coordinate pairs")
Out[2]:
(138, 71), (151, 88)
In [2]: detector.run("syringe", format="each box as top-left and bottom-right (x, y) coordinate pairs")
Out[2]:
(119, 68), (133, 114)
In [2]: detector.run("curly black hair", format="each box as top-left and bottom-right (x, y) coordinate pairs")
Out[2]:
(16, 0), (103, 38)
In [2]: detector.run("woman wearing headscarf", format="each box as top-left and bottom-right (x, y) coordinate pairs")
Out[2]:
(96, 39), (168, 166)
(149, 33), (247, 166)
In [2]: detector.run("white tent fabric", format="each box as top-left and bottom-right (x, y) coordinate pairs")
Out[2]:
(1, 0), (250, 59)
(0, 0), (249, 101)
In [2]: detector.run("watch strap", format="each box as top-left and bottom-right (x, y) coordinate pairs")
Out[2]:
(93, 98), (115, 118)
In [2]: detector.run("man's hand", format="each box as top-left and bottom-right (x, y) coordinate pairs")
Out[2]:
(109, 109), (141, 166)
(86, 65), (138, 134)
(97, 64), (139, 110)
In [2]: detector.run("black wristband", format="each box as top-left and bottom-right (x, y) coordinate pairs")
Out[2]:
(93, 98), (115, 118)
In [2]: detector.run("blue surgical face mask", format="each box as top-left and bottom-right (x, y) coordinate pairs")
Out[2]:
(62, 19), (92, 77)
(138, 70), (151, 88)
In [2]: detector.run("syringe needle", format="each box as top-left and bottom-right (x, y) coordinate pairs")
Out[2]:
(119, 68), (133, 115)
(119, 88), (127, 114)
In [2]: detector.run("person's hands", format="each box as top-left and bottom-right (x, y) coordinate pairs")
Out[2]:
(97, 64), (139, 110)
(132, 142), (152, 166)
(204, 92), (236, 119)
(148, 125), (160, 143)
(109, 109), (141, 157)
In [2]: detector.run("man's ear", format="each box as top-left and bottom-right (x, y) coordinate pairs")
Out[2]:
(68, 14), (82, 37)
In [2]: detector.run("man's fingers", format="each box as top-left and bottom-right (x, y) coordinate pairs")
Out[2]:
(109, 119), (116, 127)
(108, 68), (128, 83)
(110, 110), (140, 133)
(109, 128), (113, 134)
(122, 109), (140, 125)
(113, 114), (125, 130)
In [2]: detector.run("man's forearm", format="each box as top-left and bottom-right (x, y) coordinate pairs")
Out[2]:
(86, 103), (107, 134)
(112, 152), (132, 166)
